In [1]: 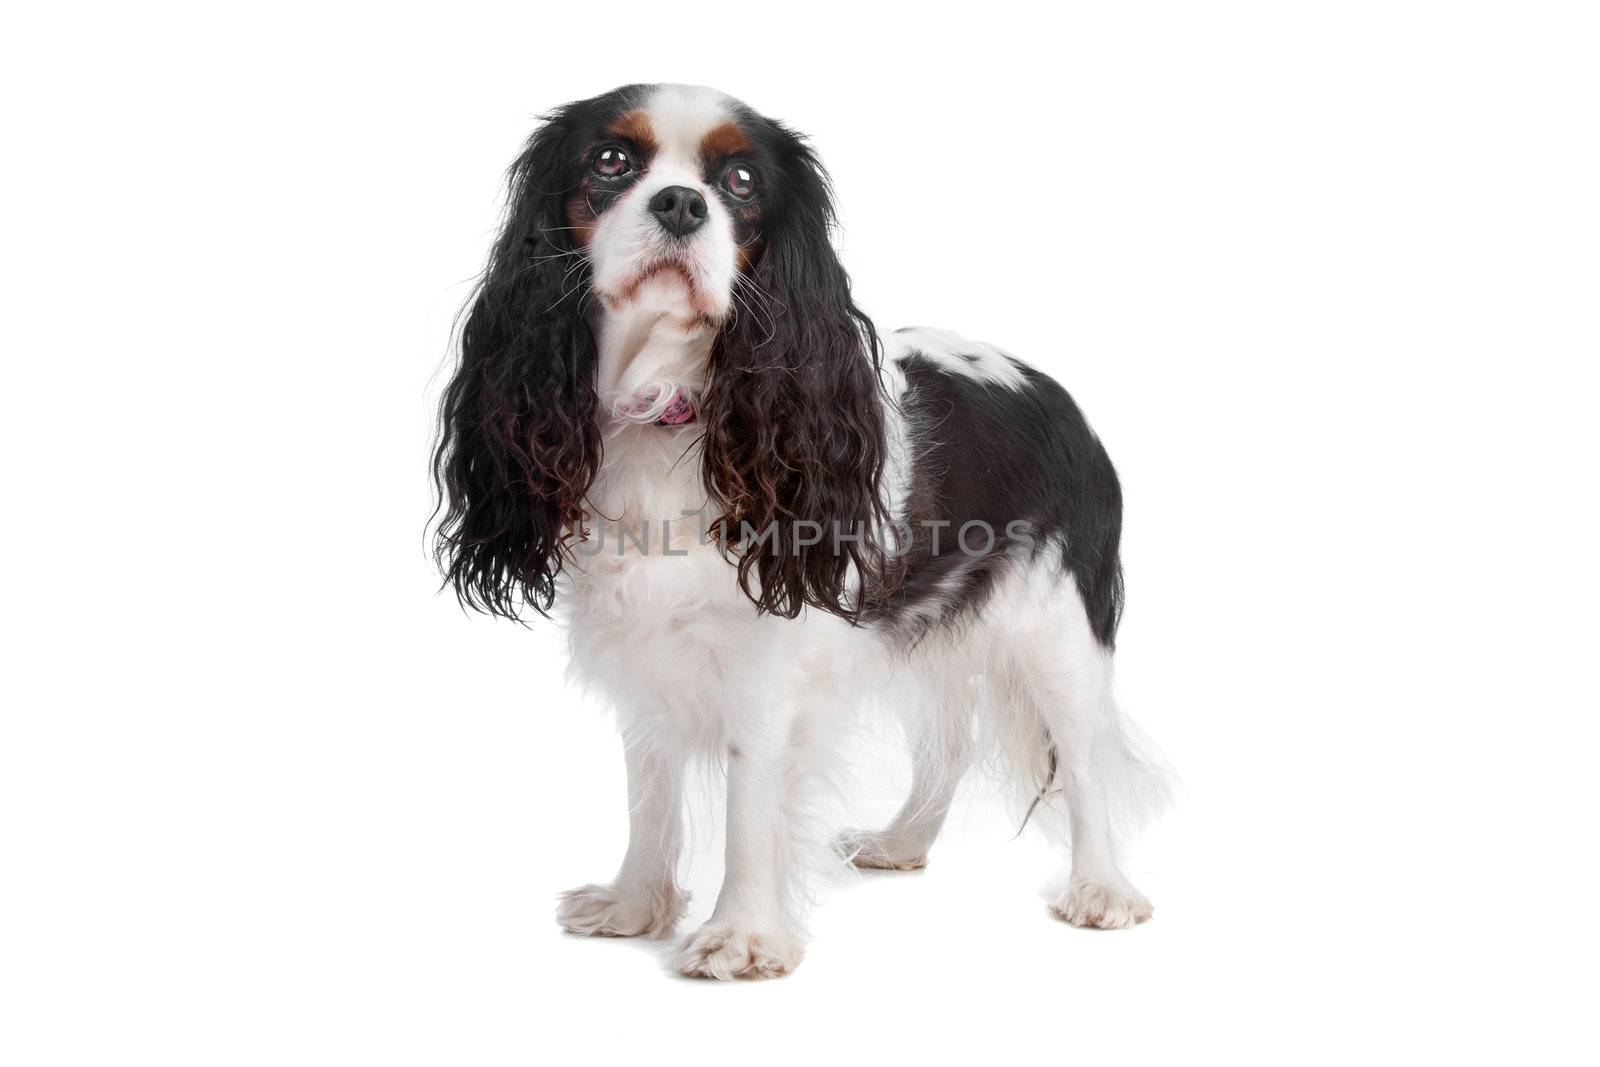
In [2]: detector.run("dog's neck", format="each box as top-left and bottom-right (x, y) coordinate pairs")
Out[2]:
(581, 274), (718, 540)
(593, 273), (716, 419)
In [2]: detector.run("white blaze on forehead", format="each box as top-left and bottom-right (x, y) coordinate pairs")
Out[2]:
(644, 84), (736, 165)
(586, 84), (742, 333)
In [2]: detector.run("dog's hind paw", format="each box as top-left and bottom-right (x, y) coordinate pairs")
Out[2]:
(835, 829), (928, 871)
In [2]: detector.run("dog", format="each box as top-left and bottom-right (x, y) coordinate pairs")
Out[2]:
(433, 84), (1167, 979)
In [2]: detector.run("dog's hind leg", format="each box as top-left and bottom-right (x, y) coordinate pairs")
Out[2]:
(838, 662), (974, 871)
(996, 578), (1156, 929)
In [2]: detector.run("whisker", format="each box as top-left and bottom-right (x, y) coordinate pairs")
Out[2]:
(543, 278), (591, 315)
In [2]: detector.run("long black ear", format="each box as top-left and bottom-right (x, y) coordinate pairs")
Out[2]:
(699, 125), (892, 622)
(432, 113), (599, 619)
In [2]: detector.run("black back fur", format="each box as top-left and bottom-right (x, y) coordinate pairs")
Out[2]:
(879, 346), (1126, 648)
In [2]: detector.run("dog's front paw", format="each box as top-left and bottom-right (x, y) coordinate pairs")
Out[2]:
(1049, 879), (1153, 929)
(557, 881), (687, 940)
(673, 920), (803, 980)
(835, 829), (927, 871)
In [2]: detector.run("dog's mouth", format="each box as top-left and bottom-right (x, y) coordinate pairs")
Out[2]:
(601, 259), (723, 323)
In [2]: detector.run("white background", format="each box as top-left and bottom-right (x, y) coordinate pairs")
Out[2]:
(4, 2), (1597, 1063)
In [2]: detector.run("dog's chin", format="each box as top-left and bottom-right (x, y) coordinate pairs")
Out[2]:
(600, 260), (727, 326)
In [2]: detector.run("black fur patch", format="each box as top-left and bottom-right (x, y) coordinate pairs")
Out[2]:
(432, 85), (650, 619)
(873, 351), (1125, 648)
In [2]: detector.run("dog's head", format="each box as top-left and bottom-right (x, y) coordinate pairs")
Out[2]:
(434, 85), (888, 621)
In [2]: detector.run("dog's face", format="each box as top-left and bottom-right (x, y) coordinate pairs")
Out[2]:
(565, 85), (768, 325)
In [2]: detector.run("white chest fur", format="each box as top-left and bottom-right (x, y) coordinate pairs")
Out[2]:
(564, 282), (792, 742)
(562, 419), (793, 746)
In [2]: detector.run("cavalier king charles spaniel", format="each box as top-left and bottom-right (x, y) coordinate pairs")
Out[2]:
(434, 84), (1167, 979)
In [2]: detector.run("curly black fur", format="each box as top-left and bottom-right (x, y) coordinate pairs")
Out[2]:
(432, 88), (644, 618)
(699, 114), (893, 622)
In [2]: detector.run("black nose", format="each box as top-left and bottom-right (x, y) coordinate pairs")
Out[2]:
(648, 185), (708, 238)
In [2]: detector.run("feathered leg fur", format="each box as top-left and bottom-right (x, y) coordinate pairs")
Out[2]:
(557, 731), (689, 939)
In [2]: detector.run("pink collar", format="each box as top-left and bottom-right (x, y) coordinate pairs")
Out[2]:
(655, 391), (697, 426)
(612, 385), (698, 427)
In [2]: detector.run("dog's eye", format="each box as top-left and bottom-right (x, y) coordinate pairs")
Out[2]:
(721, 164), (756, 200)
(592, 147), (632, 178)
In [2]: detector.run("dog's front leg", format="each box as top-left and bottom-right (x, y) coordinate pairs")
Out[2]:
(557, 730), (688, 939)
(674, 702), (804, 979)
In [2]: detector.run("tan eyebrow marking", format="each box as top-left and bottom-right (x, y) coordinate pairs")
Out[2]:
(700, 121), (752, 164)
(607, 109), (658, 153)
